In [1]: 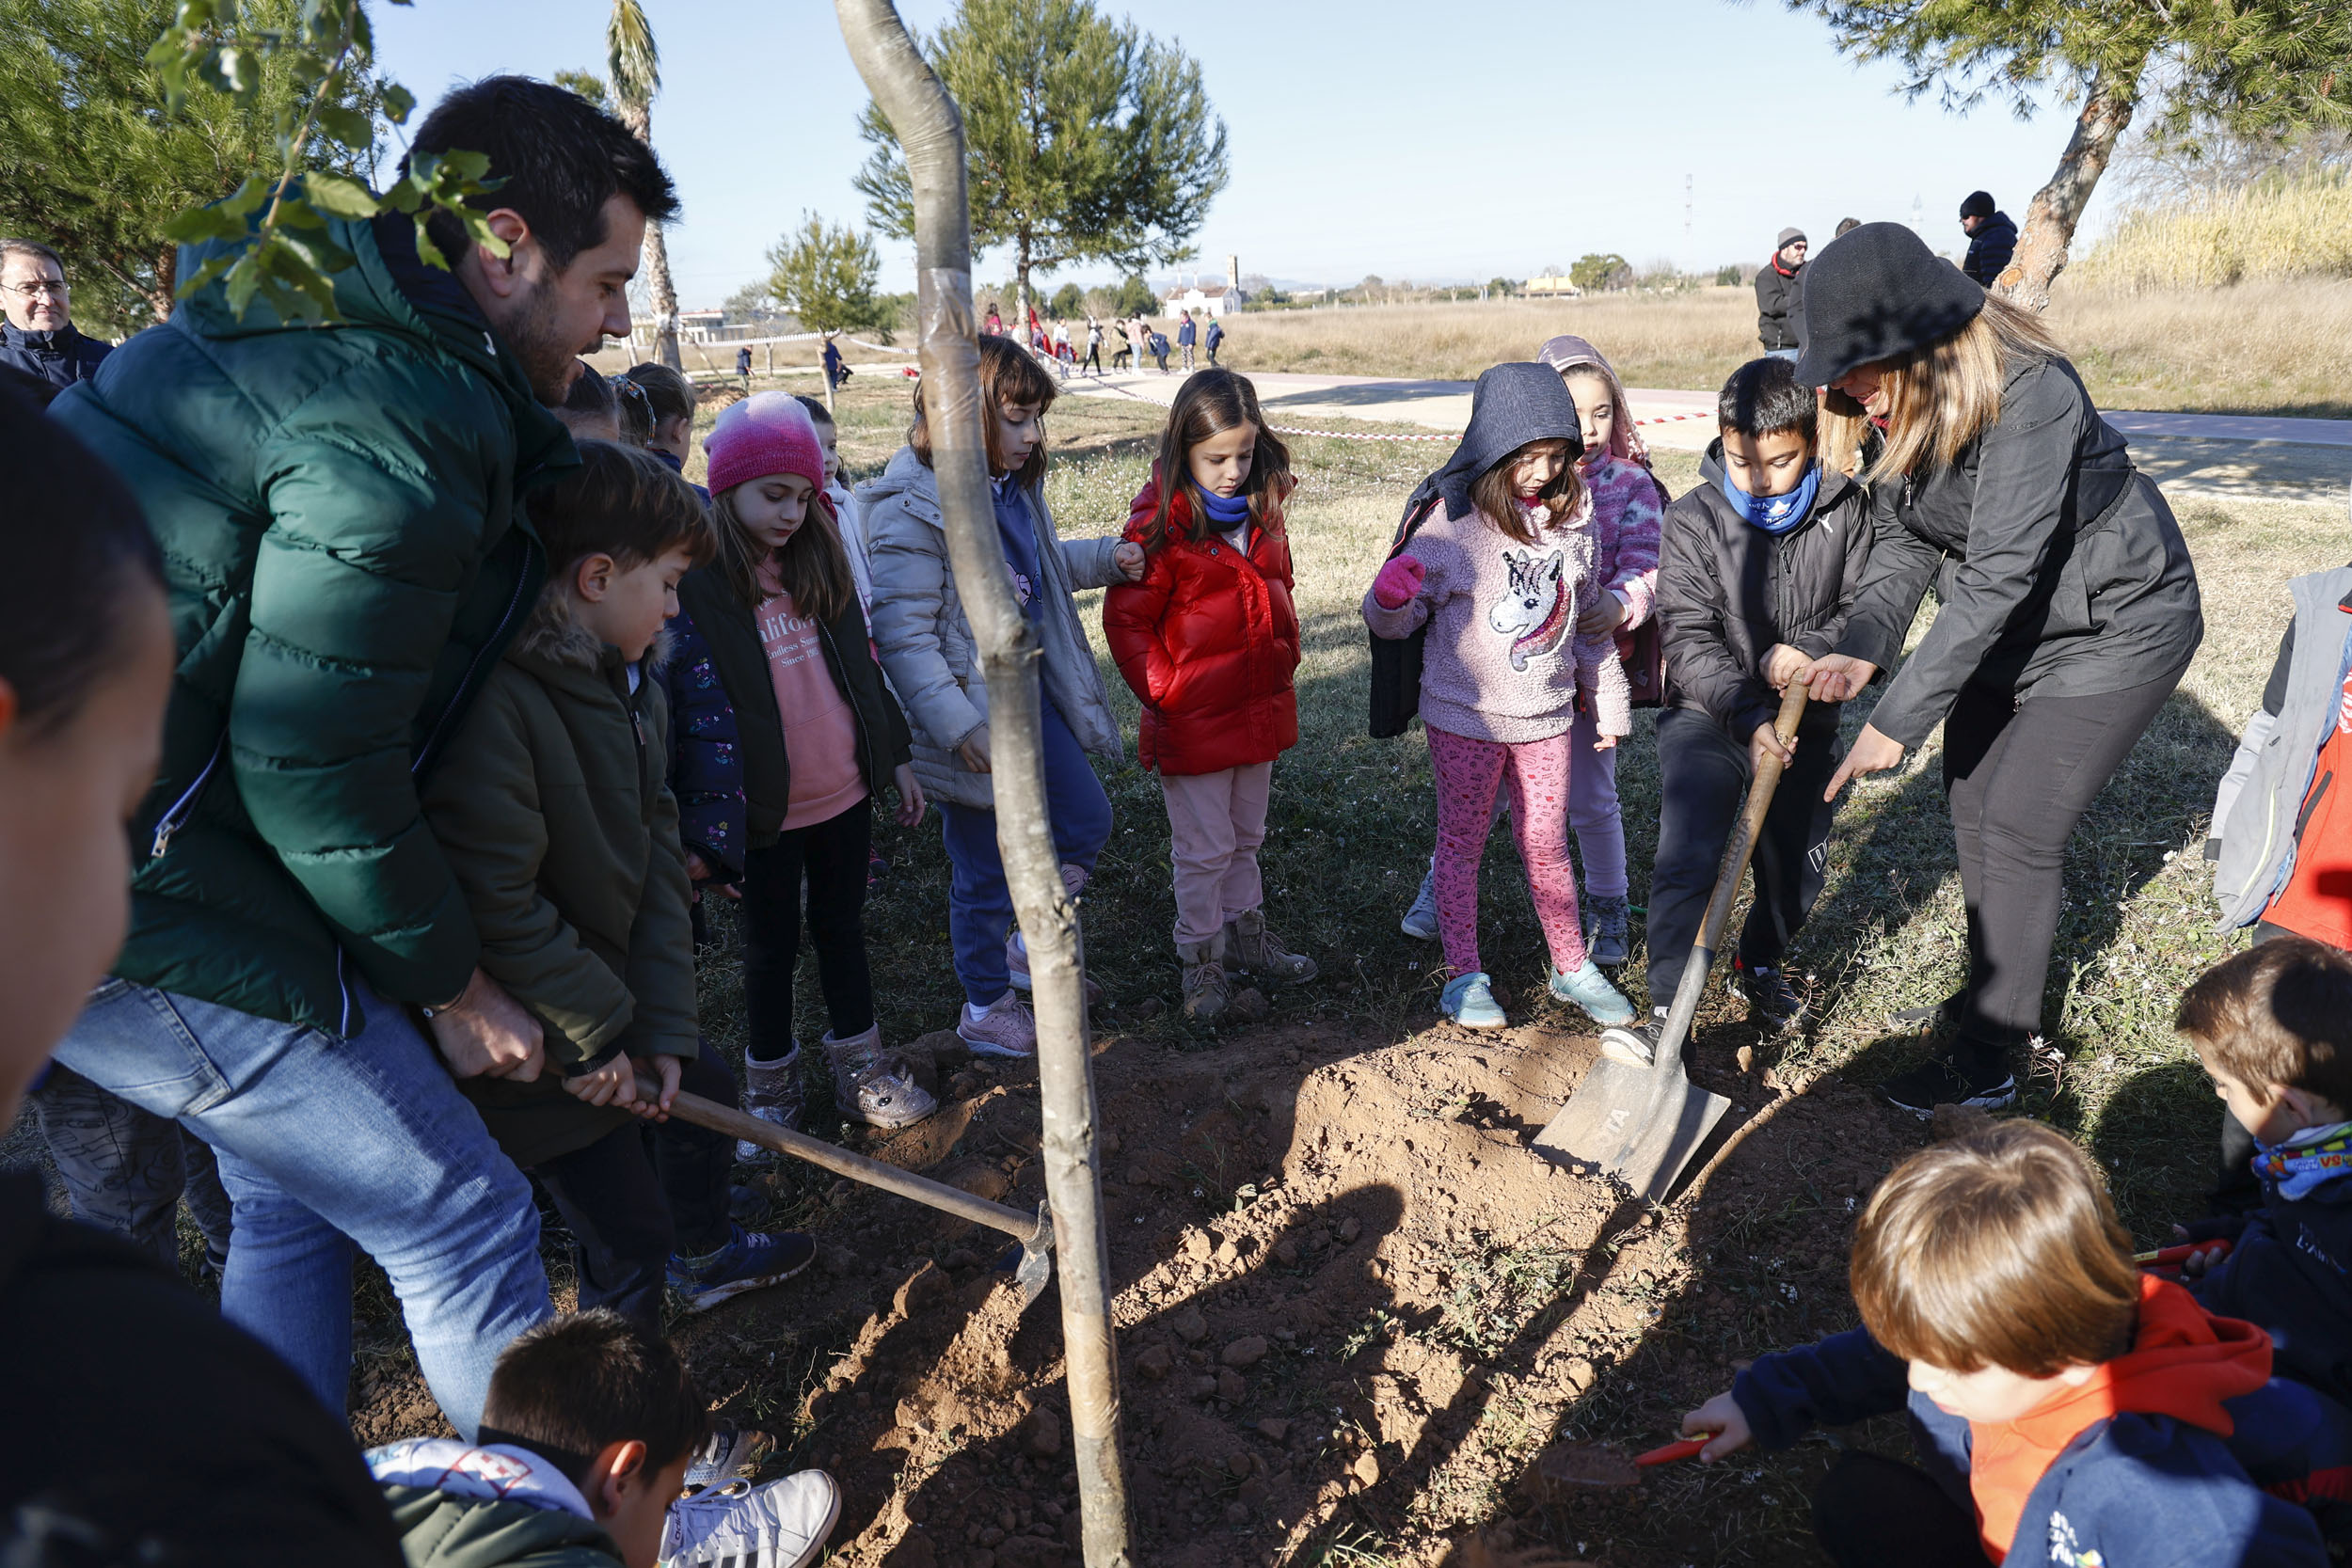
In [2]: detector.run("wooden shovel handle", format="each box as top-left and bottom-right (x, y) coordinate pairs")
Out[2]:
(642, 1078), (1041, 1243)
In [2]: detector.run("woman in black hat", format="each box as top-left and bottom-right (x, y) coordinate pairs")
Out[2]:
(1799, 223), (2202, 1116)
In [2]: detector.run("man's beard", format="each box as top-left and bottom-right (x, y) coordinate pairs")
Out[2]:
(497, 280), (595, 407)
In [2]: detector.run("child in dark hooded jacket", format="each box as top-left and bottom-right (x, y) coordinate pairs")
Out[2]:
(1682, 1120), (2339, 1568)
(2174, 939), (2352, 1409)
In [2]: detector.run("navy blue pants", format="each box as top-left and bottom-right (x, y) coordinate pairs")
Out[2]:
(940, 704), (1112, 1006)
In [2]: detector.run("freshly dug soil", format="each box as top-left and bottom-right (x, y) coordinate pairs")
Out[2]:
(516, 1006), (1928, 1568)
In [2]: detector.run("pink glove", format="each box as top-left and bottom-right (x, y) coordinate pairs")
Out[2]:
(1373, 555), (1426, 610)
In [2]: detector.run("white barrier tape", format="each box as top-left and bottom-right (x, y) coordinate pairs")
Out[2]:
(1270, 408), (1706, 445)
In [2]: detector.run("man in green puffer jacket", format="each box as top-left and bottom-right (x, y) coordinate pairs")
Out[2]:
(44, 76), (677, 1441)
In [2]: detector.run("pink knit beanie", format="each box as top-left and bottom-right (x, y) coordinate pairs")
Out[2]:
(704, 390), (826, 498)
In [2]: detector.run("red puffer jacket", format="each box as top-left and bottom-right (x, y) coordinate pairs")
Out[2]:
(1103, 473), (1301, 776)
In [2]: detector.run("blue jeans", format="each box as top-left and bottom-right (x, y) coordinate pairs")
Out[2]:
(940, 704), (1113, 1006)
(54, 975), (550, 1436)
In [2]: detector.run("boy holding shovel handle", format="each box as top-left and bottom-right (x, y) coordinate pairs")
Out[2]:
(1599, 356), (1875, 1067)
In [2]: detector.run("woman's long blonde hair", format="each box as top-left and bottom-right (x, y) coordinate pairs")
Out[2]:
(1871, 293), (2065, 480)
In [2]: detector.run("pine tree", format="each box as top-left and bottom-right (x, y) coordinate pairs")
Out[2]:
(1786, 0), (2352, 306)
(853, 0), (1228, 326)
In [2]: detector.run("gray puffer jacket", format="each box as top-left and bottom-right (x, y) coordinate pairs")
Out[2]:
(2209, 565), (2352, 930)
(860, 446), (1126, 809)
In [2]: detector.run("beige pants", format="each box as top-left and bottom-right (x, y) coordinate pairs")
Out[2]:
(1159, 762), (1273, 945)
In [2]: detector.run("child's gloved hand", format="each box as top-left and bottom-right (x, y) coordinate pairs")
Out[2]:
(1373, 555), (1426, 610)
(1680, 1390), (1754, 1463)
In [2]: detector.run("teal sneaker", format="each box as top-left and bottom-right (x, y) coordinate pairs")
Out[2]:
(1549, 958), (1637, 1026)
(1438, 972), (1507, 1030)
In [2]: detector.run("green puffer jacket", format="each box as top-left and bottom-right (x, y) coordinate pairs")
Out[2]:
(420, 592), (699, 1168)
(51, 212), (574, 1036)
(379, 1486), (619, 1568)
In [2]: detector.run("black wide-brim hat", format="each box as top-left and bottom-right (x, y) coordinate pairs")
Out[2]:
(1791, 221), (1988, 387)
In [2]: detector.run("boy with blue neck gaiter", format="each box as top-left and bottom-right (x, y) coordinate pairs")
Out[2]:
(2174, 938), (2352, 1408)
(1600, 356), (1875, 1066)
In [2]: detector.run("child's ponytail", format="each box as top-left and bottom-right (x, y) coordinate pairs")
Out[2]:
(1141, 369), (1293, 555)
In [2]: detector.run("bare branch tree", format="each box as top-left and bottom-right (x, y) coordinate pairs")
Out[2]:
(831, 4), (1132, 1563)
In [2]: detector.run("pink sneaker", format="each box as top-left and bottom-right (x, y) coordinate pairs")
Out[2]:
(955, 991), (1037, 1059)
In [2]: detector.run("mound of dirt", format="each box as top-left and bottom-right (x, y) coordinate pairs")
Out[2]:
(637, 1012), (1926, 1567)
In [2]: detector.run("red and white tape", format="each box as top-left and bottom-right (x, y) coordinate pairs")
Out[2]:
(1270, 408), (1710, 444)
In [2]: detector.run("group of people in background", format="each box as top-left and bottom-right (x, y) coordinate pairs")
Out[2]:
(979, 298), (1224, 381)
(1754, 190), (2022, 358)
(7, 55), (2352, 1568)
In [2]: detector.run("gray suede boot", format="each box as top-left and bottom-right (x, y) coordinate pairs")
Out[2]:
(821, 1024), (938, 1130)
(1222, 909), (1318, 984)
(737, 1042), (805, 1163)
(1178, 933), (1231, 1022)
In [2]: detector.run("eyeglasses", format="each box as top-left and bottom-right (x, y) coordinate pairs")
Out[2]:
(3, 280), (68, 299)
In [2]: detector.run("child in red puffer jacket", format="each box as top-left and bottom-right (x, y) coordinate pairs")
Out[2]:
(1104, 371), (1319, 1022)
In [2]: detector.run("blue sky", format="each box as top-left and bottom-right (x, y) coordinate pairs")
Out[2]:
(372, 0), (2095, 309)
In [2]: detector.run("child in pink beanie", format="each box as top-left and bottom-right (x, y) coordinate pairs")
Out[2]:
(667, 392), (935, 1142)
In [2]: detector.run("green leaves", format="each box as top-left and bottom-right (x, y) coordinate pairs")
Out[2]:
(142, 0), (497, 323)
(765, 212), (892, 338)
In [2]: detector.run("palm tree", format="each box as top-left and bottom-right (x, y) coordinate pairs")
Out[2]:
(606, 0), (681, 371)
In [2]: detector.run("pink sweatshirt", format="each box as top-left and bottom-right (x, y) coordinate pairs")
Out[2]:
(1362, 496), (1632, 744)
(1581, 453), (1663, 629)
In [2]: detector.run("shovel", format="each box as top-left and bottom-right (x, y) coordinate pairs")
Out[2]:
(1526, 1435), (1710, 1493)
(1535, 683), (1810, 1201)
(640, 1077), (1057, 1305)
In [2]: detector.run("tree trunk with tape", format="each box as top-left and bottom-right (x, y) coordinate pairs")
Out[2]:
(830, 4), (1133, 1563)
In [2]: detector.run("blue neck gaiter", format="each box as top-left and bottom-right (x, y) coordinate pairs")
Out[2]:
(1716, 460), (1821, 535)
(1199, 488), (1250, 528)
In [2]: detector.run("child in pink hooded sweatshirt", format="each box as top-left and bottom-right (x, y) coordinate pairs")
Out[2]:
(1365, 363), (1636, 1032)
(1396, 339), (1665, 968)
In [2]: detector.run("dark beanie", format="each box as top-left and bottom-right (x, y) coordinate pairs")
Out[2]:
(1790, 222), (1988, 387)
(1960, 190), (1996, 221)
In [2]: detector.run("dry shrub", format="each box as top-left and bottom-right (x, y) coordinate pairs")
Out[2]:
(2045, 276), (2352, 415)
(2072, 173), (2352, 292)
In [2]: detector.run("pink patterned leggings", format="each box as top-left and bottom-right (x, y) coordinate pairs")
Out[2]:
(1425, 724), (1587, 980)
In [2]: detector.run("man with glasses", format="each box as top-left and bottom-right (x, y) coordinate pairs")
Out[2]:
(0, 239), (111, 388)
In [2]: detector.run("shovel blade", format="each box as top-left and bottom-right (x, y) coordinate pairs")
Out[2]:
(1534, 1060), (1732, 1204)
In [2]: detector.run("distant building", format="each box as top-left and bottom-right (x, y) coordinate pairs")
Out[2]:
(1523, 276), (1582, 299)
(1164, 280), (1244, 318)
(678, 309), (727, 341)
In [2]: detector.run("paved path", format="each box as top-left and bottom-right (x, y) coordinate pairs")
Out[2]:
(1063, 369), (2350, 503)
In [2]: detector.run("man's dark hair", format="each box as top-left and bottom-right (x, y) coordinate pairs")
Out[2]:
(405, 76), (679, 272)
(1834, 216), (1861, 238)
(1718, 356), (1817, 444)
(0, 384), (165, 738)
(478, 1310), (709, 1489)
(0, 238), (65, 274)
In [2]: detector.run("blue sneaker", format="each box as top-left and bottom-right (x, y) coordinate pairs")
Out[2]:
(1400, 863), (1439, 941)
(1438, 972), (1507, 1030)
(1549, 958), (1637, 1026)
(668, 1227), (816, 1313)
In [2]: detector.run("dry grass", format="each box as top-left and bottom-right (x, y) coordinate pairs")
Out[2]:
(1216, 292), (1758, 390)
(2072, 173), (2352, 292)
(1216, 283), (2352, 419)
(2045, 277), (2352, 419)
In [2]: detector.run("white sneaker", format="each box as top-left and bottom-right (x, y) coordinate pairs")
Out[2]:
(660, 1470), (840, 1568)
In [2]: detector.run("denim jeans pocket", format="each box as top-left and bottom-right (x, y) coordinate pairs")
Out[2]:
(60, 979), (236, 1117)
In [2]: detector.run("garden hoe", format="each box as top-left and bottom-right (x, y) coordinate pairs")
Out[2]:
(1534, 683), (1810, 1201)
(640, 1076), (1056, 1305)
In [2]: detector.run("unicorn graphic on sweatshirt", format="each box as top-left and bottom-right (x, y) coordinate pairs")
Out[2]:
(1488, 546), (1571, 672)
